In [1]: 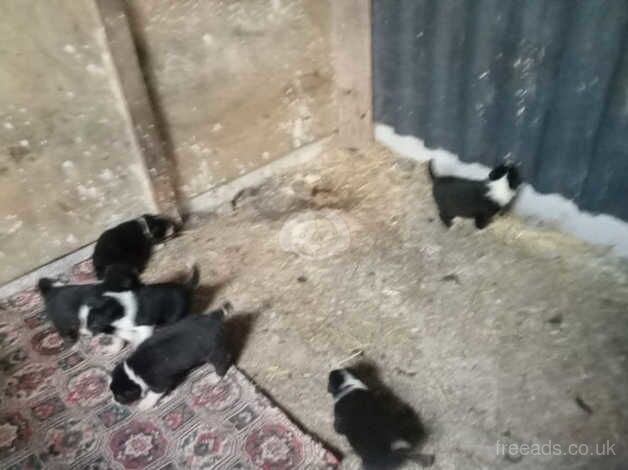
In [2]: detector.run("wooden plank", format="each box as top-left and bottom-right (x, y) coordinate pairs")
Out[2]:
(331, 0), (373, 149)
(92, 0), (180, 220)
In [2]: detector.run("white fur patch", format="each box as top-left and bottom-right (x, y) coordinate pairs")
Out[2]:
(123, 361), (148, 396)
(391, 439), (411, 451)
(78, 305), (92, 337)
(103, 291), (154, 349)
(104, 291), (138, 331)
(136, 390), (163, 410)
(486, 174), (516, 207)
(131, 326), (154, 346)
(117, 325), (154, 348)
(334, 370), (368, 403)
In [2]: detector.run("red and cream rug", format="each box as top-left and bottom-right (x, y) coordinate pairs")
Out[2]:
(0, 260), (339, 469)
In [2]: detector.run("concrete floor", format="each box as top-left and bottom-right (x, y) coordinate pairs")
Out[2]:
(146, 144), (628, 469)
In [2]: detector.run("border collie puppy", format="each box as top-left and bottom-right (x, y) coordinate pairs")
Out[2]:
(37, 264), (138, 344)
(328, 368), (434, 469)
(92, 214), (178, 279)
(110, 303), (232, 410)
(78, 266), (200, 354)
(428, 160), (522, 229)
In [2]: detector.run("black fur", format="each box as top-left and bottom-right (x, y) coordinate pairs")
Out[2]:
(92, 214), (178, 279)
(37, 264), (138, 343)
(428, 160), (522, 229)
(329, 368), (434, 469)
(110, 305), (232, 405)
(84, 265), (200, 336)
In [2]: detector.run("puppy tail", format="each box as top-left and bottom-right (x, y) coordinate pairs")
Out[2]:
(37, 278), (55, 295)
(184, 264), (200, 290)
(427, 160), (437, 181)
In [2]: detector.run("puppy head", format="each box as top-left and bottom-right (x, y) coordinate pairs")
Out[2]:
(102, 264), (141, 291)
(328, 368), (368, 399)
(488, 164), (522, 190)
(110, 362), (142, 405)
(142, 214), (178, 241)
(83, 296), (124, 335)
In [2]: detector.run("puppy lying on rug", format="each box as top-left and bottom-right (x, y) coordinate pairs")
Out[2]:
(78, 265), (200, 354)
(110, 303), (233, 410)
(92, 214), (179, 279)
(37, 264), (138, 344)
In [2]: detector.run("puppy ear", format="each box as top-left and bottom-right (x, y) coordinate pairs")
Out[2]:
(507, 166), (523, 188)
(328, 369), (346, 394)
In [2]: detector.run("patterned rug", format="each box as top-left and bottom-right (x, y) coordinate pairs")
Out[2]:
(0, 260), (339, 469)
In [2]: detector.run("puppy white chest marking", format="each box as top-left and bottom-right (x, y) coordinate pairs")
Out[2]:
(486, 175), (515, 207)
(122, 362), (163, 410)
(123, 361), (148, 395)
(104, 291), (138, 331)
(334, 372), (368, 403)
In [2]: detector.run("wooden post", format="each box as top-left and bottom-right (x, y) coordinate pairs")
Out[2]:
(331, 0), (373, 149)
(93, 0), (180, 220)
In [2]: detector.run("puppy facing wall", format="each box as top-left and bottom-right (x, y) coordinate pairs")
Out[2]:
(110, 303), (233, 410)
(79, 265), (200, 353)
(329, 368), (434, 469)
(92, 214), (178, 279)
(428, 160), (522, 229)
(37, 264), (138, 344)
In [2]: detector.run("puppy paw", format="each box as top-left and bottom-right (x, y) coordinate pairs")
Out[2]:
(136, 399), (154, 411)
(101, 337), (125, 356)
(101, 345), (123, 356)
(136, 391), (163, 411)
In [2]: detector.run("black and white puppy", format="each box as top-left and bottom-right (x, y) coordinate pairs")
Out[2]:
(37, 264), (138, 344)
(92, 214), (178, 279)
(428, 160), (522, 229)
(110, 303), (233, 410)
(79, 266), (200, 354)
(329, 368), (434, 469)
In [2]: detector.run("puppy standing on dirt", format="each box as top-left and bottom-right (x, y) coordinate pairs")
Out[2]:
(92, 214), (178, 279)
(428, 160), (522, 229)
(78, 265), (200, 354)
(328, 368), (434, 469)
(37, 264), (138, 344)
(109, 303), (233, 410)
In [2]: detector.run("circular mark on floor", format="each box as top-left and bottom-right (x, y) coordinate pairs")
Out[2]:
(279, 210), (351, 260)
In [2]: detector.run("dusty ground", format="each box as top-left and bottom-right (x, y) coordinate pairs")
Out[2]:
(146, 144), (628, 470)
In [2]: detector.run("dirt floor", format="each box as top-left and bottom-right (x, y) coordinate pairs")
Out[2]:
(145, 143), (628, 470)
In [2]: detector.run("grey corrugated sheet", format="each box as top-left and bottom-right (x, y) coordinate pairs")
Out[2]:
(373, 0), (628, 221)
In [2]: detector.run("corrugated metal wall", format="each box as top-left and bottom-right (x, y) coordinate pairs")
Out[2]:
(373, 0), (628, 221)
